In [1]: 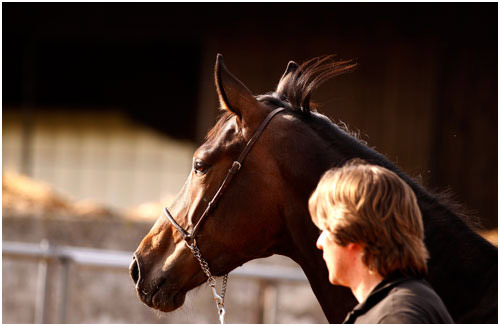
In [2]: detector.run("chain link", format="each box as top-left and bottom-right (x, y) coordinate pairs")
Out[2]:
(186, 240), (229, 324)
(221, 274), (228, 300)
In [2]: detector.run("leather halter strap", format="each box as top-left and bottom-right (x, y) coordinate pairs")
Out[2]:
(164, 107), (286, 244)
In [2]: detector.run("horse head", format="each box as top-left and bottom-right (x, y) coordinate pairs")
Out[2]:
(129, 54), (352, 313)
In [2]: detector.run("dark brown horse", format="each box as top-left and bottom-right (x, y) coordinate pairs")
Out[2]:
(130, 54), (497, 323)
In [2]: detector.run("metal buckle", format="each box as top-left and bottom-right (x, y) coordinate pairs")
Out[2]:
(229, 161), (241, 174)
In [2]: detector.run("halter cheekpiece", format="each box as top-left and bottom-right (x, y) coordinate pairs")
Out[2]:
(163, 107), (286, 324)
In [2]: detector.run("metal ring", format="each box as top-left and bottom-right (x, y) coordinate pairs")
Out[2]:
(185, 238), (196, 250)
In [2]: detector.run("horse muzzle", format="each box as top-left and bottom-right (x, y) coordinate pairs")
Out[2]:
(130, 253), (191, 312)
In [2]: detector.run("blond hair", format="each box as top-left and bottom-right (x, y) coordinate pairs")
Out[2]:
(309, 160), (429, 278)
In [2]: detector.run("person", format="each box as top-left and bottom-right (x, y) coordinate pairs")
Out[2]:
(308, 160), (454, 324)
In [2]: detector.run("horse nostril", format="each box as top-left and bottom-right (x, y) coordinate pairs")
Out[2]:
(130, 256), (140, 285)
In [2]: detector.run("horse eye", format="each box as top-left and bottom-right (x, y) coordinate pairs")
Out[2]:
(194, 159), (209, 175)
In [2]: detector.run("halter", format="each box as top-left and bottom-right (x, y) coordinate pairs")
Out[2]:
(163, 107), (286, 323)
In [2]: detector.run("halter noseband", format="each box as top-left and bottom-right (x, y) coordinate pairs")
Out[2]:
(162, 107), (286, 323)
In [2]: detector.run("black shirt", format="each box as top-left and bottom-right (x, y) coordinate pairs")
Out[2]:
(343, 274), (454, 324)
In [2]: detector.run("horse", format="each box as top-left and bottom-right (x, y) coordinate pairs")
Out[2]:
(130, 54), (498, 323)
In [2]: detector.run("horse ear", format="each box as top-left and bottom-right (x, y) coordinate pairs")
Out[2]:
(214, 54), (260, 121)
(276, 60), (299, 93)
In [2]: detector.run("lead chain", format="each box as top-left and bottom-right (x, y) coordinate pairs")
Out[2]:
(186, 240), (229, 324)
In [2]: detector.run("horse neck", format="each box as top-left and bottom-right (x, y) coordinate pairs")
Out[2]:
(276, 195), (357, 323)
(280, 114), (498, 322)
(270, 120), (361, 321)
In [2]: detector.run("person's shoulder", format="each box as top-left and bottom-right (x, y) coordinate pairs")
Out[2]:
(378, 311), (428, 324)
(393, 278), (437, 296)
(385, 278), (454, 323)
(351, 277), (454, 324)
(392, 278), (443, 304)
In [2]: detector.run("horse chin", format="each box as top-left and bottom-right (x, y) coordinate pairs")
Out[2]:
(151, 288), (187, 312)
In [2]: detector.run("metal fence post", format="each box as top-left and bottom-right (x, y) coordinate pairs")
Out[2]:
(34, 239), (50, 324)
(256, 279), (278, 323)
(262, 281), (278, 323)
(58, 257), (70, 323)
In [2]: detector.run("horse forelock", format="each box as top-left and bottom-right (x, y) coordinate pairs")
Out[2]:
(205, 111), (235, 143)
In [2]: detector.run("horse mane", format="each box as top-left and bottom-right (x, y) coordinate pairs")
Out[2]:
(214, 57), (483, 233)
(256, 55), (481, 232)
(256, 55), (363, 140)
(307, 108), (482, 231)
(273, 55), (357, 114)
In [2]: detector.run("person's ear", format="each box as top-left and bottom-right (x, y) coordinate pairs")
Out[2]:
(347, 242), (364, 255)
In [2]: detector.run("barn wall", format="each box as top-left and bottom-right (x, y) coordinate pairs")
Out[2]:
(3, 111), (194, 211)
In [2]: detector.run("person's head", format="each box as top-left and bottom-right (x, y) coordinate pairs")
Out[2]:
(309, 159), (429, 283)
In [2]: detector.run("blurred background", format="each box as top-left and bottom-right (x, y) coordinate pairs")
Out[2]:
(3, 3), (497, 324)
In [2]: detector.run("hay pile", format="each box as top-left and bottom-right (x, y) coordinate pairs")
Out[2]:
(124, 193), (175, 221)
(2, 171), (116, 219)
(2, 171), (172, 221)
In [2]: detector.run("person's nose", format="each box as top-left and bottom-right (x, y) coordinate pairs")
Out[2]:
(316, 230), (326, 250)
